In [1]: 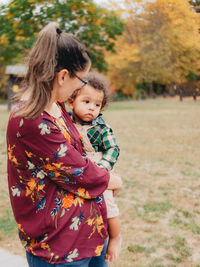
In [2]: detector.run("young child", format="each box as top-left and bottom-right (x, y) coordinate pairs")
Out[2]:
(68, 71), (122, 262)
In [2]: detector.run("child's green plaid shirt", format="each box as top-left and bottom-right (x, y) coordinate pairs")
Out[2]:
(86, 114), (120, 171)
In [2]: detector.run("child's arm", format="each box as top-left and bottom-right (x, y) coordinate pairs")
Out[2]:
(97, 126), (120, 171)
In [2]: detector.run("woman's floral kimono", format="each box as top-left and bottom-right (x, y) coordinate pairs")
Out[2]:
(6, 102), (110, 264)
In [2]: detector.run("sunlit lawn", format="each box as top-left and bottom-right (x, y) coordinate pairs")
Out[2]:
(1, 98), (200, 266)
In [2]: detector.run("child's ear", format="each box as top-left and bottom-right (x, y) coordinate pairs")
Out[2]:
(67, 98), (74, 109)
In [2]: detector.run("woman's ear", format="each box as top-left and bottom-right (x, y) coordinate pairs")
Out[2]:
(57, 69), (69, 86)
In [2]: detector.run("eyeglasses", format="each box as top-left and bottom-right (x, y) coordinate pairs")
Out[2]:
(74, 74), (88, 87)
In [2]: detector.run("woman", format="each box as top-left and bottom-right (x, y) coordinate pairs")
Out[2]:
(6, 23), (121, 266)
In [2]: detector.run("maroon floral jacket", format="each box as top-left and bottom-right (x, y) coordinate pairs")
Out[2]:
(6, 102), (110, 263)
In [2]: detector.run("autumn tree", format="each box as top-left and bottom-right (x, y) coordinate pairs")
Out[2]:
(106, 0), (142, 95)
(0, 0), (124, 71)
(106, 0), (200, 96)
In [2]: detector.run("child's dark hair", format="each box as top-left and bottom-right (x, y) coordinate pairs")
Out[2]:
(70, 71), (110, 109)
(15, 23), (91, 119)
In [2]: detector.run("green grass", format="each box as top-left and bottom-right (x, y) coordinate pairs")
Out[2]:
(0, 209), (17, 235)
(143, 202), (173, 216)
(1, 98), (200, 265)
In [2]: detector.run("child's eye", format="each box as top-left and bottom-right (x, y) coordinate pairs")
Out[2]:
(96, 104), (100, 107)
(84, 100), (89, 104)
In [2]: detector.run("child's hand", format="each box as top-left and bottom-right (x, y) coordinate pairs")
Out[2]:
(113, 188), (121, 197)
(105, 253), (110, 262)
(105, 251), (117, 262)
(108, 174), (122, 191)
(105, 236), (122, 262)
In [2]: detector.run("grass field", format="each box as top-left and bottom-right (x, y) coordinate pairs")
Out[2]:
(1, 98), (200, 266)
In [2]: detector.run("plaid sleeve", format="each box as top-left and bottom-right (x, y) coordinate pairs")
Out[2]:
(98, 126), (120, 171)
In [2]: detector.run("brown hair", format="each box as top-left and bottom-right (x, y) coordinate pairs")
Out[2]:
(69, 71), (110, 109)
(15, 23), (91, 119)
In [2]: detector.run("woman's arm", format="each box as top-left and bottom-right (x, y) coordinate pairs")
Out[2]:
(8, 115), (110, 199)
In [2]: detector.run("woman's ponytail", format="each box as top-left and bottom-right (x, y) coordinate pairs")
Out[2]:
(14, 23), (91, 119)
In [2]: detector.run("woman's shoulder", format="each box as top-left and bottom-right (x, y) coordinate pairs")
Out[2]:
(7, 108), (55, 138)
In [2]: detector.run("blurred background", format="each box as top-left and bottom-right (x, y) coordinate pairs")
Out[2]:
(1, 0), (200, 106)
(2, 2), (200, 267)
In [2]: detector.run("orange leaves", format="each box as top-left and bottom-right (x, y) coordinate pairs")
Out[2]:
(0, 0), (124, 70)
(87, 5), (95, 14)
(106, 0), (200, 94)
(0, 35), (9, 45)
(144, 0), (200, 82)
(106, 34), (139, 94)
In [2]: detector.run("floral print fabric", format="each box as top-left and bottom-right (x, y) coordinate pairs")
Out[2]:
(7, 102), (109, 264)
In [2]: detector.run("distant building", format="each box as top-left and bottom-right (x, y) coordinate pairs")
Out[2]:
(5, 65), (26, 110)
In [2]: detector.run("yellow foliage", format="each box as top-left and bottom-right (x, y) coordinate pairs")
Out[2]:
(13, 20), (18, 28)
(17, 29), (24, 35)
(7, 13), (14, 19)
(106, 0), (200, 94)
(0, 35), (8, 45)
(88, 5), (95, 13)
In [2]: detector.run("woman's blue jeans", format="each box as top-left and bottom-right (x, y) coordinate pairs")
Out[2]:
(26, 240), (108, 267)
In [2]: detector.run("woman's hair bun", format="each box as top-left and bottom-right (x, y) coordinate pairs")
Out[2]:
(56, 28), (62, 35)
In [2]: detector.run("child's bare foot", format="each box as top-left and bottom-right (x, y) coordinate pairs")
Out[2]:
(105, 235), (122, 262)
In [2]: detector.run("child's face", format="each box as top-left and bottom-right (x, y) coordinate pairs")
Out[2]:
(69, 85), (104, 123)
